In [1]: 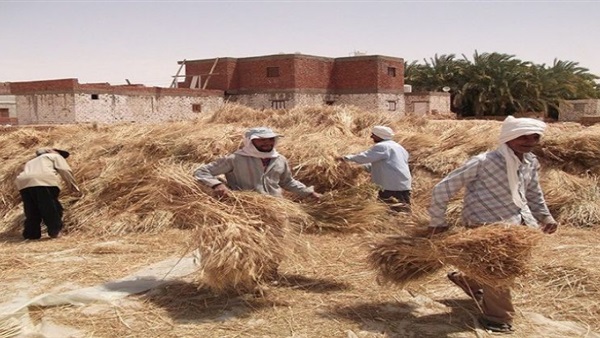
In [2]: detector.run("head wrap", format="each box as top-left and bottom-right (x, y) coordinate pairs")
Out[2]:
(234, 127), (281, 159)
(497, 116), (546, 209)
(35, 148), (53, 156)
(372, 126), (394, 140)
(498, 115), (546, 144)
(35, 148), (70, 159)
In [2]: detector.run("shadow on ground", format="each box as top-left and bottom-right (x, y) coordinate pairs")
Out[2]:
(324, 298), (479, 338)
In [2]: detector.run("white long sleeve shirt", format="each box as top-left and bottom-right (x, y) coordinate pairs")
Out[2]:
(344, 140), (412, 191)
(15, 153), (79, 191)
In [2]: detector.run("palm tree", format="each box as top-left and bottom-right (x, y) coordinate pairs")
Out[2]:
(404, 51), (600, 118)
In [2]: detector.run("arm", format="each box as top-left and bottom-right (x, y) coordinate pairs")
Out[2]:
(279, 160), (316, 198)
(193, 155), (235, 189)
(53, 156), (80, 192)
(429, 156), (481, 229)
(525, 161), (558, 233)
(344, 144), (388, 165)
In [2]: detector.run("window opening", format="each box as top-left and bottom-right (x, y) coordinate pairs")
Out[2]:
(267, 67), (280, 77)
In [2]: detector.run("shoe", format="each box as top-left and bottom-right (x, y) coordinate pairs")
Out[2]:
(447, 271), (483, 303)
(478, 317), (514, 333)
(49, 233), (61, 239)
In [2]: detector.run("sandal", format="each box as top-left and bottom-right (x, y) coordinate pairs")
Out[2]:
(447, 271), (483, 302)
(478, 317), (514, 333)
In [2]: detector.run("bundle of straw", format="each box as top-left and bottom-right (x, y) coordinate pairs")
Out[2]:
(368, 224), (544, 288)
(439, 225), (544, 287)
(192, 216), (292, 294)
(190, 191), (306, 294)
(301, 184), (391, 233)
(367, 235), (443, 286)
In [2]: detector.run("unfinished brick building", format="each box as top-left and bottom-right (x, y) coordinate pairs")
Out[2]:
(10, 79), (223, 125)
(177, 53), (407, 114)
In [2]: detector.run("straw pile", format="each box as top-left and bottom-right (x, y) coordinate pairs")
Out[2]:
(368, 224), (544, 288)
(1, 105), (599, 297)
(541, 169), (600, 227)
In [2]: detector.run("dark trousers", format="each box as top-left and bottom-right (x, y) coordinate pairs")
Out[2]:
(378, 190), (411, 213)
(19, 186), (63, 239)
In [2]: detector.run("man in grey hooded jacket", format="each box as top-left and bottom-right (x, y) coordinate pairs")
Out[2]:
(194, 127), (321, 200)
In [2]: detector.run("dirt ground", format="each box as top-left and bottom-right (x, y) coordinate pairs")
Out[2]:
(1, 225), (598, 338)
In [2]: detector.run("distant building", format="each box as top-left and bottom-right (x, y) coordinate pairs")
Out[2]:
(559, 99), (600, 123)
(5, 54), (454, 125)
(178, 53), (411, 114)
(9, 79), (223, 125)
(404, 91), (451, 117)
(0, 82), (17, 125)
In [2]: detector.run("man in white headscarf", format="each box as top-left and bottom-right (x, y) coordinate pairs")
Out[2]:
(337, 125), (412, 212)
(15, 148), (81, 239)
(194, 127), (321, 200)
(427, 116), (558, 333)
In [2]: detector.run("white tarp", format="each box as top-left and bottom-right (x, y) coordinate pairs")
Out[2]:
(0, 256), (197, 338)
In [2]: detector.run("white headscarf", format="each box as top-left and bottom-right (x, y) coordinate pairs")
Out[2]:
(372, 126), (394, 140)
(497, 116), (546, 208)
(234, 127), (281, 159)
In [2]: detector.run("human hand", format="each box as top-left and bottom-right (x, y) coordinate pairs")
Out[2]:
(212, 184), (230, 198)
(309, 191), (322, 201)
(541, 222), (558, 234)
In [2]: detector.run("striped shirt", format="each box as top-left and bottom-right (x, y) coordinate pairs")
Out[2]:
(429, 149), (556, 228)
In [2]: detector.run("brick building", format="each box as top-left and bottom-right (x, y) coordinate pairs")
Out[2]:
(178, 53), (408, 114)
(558, 99), (600, 123)
(9, 79), (223, 125)
(0, 82), (17, 125)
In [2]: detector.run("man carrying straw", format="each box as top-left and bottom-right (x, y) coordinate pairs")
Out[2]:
(428, 116), (558, 333)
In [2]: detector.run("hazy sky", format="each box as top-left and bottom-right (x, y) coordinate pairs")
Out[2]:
(1, 1), (599, 87)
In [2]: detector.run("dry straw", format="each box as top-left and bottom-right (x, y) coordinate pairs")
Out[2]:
(541, 169), (600, 227)
(368, 224), (544, 288)
(302, 184), (392, 233)
(367, 235), (444, 287)
(190, 191), (304, 293)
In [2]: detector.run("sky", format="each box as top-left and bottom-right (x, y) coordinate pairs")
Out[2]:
(1, 0), (599, 87)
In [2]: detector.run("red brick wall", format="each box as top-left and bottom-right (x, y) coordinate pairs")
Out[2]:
(0, 117), (18, 124)
(293, 56), (334, 90)
(9, 78), (78, 94)
(236, 56), (295, 91)
(334, 56), (404, 93)
(183, 54), (404, 94)
(0, 83), (10, 94)
(183, 58), (239, 90)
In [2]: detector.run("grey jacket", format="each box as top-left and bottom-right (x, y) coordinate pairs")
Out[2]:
(194, 153), (314, 197)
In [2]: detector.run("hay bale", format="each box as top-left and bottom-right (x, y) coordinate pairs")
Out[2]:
(367, 235), (443, 286)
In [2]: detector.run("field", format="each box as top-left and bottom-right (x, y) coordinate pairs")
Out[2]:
(1, 105), (599, 338)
